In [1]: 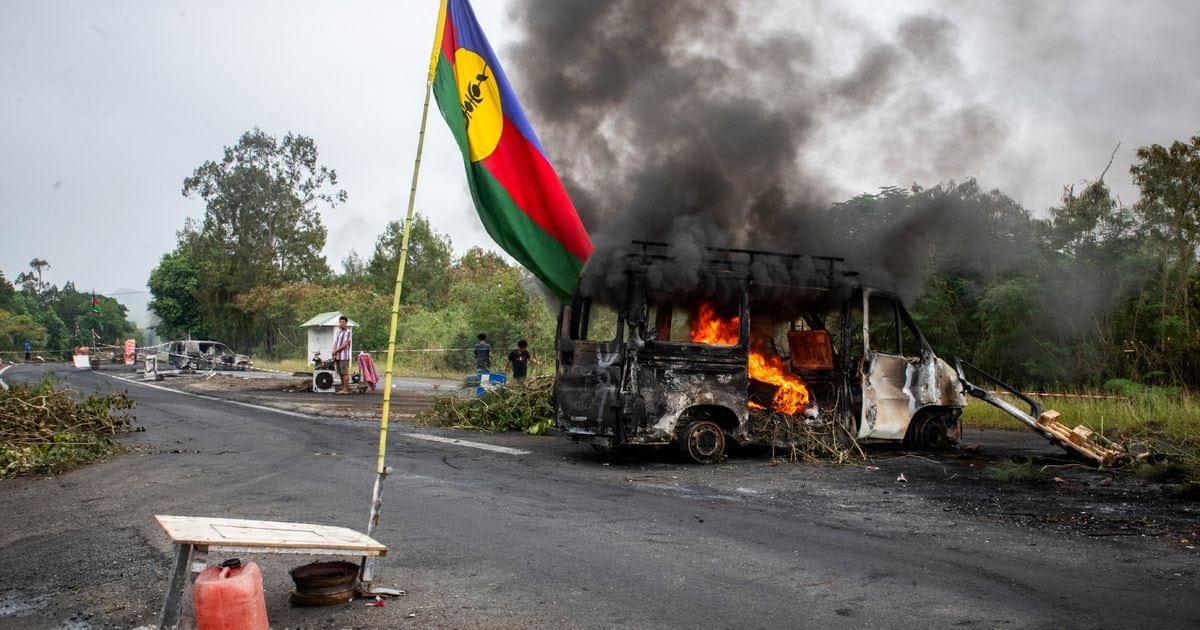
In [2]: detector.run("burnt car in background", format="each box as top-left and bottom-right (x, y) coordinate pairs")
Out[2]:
(554, 241), (967, 464)
(164, 340), (252, 371)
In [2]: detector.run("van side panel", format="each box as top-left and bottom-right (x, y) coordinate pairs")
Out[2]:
(555, 339), (623, 438)
(628, 343), (748, 444)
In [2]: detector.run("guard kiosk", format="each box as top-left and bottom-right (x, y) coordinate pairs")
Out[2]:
(299, 311), (357, 365)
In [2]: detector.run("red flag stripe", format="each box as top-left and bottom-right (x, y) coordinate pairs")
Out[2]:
(482, 118), (592, 262)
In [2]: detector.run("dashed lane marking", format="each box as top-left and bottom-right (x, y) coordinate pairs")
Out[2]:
(397, 432), (530, 456)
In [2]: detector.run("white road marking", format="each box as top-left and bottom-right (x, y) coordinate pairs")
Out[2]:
(104, 373), (323, 420)
(103, 373), (529, 456)
(397, 433), (530, 456)
(0, 364), (12, 390)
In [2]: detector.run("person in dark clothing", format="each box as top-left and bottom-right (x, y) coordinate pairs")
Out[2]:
(504, 339), (540, 383)
(474, 333), (492, 372)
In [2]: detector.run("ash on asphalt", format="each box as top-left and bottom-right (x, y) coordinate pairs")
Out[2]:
(2, 363), (1197, 629)
(148, 369), (1200, 546)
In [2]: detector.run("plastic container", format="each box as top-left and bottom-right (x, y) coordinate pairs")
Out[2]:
(193, 559), (269, 630)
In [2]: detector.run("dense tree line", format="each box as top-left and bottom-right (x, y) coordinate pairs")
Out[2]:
(0, 260), (138, 356)
(150, 128), (1200, 389)
(150, 129), (556, 371)
(885, 134), (1200, 390)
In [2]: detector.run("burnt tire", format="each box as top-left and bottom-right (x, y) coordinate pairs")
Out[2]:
(907, 415), (950, 451)
(680, 420), (726, 465)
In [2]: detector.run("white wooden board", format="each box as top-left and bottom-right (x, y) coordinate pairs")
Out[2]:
(154, 515), (386, 555)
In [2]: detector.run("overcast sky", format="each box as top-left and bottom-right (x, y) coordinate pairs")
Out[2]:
(2, 1), (1198, 323)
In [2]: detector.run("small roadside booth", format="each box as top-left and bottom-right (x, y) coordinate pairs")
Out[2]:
(300, 311), (357, 364)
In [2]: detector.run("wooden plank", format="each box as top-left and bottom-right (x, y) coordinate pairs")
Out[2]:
(155, 515), (386, 554)
(203, 544), (385, 557)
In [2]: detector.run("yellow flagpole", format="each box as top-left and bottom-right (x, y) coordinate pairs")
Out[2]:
(361, 0), (447, 593)
(360, 76), (438, 597)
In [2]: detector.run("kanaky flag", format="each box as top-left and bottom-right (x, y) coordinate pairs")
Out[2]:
(92, 291), (102, 316)
(429, 0), (593, 301)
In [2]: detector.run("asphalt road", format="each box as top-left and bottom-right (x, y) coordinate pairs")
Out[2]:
(0, 363), (1197, 629)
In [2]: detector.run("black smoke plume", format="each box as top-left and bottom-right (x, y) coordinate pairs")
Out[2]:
(508, 0), (1011, 304)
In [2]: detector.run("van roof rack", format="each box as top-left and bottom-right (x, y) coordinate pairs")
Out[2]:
(627, 240), (859, 289)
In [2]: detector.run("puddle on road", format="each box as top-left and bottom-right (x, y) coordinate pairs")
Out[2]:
(0, 590), (49, 617)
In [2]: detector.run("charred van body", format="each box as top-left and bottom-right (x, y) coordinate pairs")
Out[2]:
(554, 241), (966, 464)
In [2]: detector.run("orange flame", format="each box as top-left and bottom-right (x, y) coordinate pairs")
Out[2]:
(690, 303), (811, 415)
(748, 345), (810, 414)
(690, 302), (740, 345)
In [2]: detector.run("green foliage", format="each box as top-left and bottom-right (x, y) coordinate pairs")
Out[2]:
(973, 276), (1066, 386)
(14, 258), (52, 296)
(1102, 379), (1144, 397)
(447, 248), (557, 358)
(233, 283), (389, 357)
(1129, 458), (1191, 483)
(0, 260), (139, 354)
(419, 378), (554, 432)
(11, 292), (69, 353)
(0, 433), (121, 478)
(44, 283), (137, 347)
(148, 248), (206, 340)
(229, 245), (559, 379)
(366, 214), (453, 309)
(984, 459), (1045, 483)
(176, 128), (345, 349)
(1123, 134), (1200, 383)
(908, 274), (981, 360)
(964, 386), (1200, 482)
(0, 378), (136, 477)
(0, 270), (14, 309)
(0, 309), (45, 352)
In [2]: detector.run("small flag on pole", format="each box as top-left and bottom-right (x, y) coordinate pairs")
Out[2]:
(429, 0), (593, 301)
(92, 291), (102, 316)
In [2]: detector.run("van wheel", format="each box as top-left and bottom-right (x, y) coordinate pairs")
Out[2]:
(907, 415), (950, 450)
(680, 420), (726, 465)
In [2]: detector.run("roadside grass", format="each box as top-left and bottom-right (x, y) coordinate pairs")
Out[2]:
(251, 358), (312, 374)
(984, 458), (1045, 483)
(0, 377), (137, 477)
(963, 390), (1200, 482)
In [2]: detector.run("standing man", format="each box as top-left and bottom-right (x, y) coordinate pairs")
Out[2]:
(474, 333), (492, 373)
(332, 315), (353, 394)
(24, 339), (33, 363)
(504, 339), (541, 384)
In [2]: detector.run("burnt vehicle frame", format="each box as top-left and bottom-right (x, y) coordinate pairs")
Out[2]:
(163, 340), (253, 371)
(554, 241), (966, 464)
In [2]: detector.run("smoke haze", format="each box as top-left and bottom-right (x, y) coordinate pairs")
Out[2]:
(506, 0), (1027, 301)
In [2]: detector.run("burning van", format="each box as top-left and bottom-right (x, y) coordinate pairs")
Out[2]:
(554, 241), (967, 463)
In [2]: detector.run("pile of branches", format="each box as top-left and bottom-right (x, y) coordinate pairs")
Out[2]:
(420, 377), (554, 434)
(747, 409), (865, 464)
(0, 379), (137, 477)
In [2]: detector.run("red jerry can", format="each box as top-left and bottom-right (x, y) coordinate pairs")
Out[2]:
(192, 559), (269, 630)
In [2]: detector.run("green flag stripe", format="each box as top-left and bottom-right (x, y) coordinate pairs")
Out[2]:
(466, 162), (585, 300)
